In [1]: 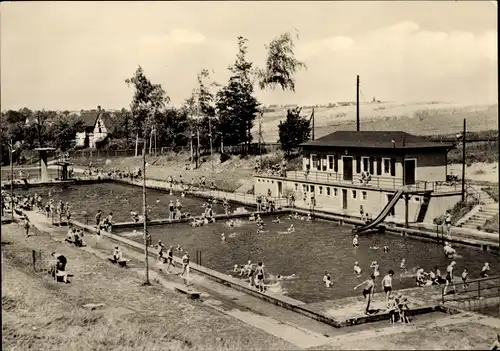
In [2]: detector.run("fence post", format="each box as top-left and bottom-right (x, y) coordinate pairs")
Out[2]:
(478, 280), (481, 298)
(32, 250), (36, 271)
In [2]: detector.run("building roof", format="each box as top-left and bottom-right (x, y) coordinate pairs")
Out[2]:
(80, 111), (100, 128)
(300, 131), (454, 150)
(79, 109), (112, 131)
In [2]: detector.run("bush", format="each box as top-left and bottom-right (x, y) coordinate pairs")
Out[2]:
(481, 216), (499, 233)
(434, 199), (478, 225)
(220, 153), (231, 163)
(447, 141), (499, 164)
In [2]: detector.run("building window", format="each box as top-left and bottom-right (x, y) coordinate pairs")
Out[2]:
(328, 155), (334, 170)
(383, 158), (391, 174)
(361, 157), (370, 173)
(326, 187), (331, 196)
(319, 186), (323, 195)
(333, 188), (338, 197)
(352, 190), (357, 199)
(295, 183), (298, 191)
(303, 184), (307, 193)
(272, 181), (274, 183)
(310, 185), (315, 193)
(413, 196), (420, 203)
(362, 191), (367, 200)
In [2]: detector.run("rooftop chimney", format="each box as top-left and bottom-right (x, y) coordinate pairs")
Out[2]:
(97, 105), (102, 111)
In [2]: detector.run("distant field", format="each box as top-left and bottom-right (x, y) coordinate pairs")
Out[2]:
(255, 102), (498, 143)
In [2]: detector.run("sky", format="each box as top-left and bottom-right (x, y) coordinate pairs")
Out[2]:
(1, 1), (497, 111)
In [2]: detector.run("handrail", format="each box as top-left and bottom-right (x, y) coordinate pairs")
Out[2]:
(441, 275), (499, 304)
(465, 183), (481, 204)
(255, 170), (461, 193)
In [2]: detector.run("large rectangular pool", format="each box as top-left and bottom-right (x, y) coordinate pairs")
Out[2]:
(116, 217), (499, 303)
(14, 183), (245, 223)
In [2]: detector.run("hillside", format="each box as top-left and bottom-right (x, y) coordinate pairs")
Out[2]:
(254, 102), (498, 143)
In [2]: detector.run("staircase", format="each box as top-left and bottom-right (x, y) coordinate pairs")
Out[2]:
(460, 187), (499, 231)
(415, 193), (431, 223)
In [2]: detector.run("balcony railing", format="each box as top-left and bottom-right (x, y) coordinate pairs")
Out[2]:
(255, 169), (462, 193)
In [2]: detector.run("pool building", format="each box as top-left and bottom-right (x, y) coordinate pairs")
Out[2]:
(254, 131), (463, 226)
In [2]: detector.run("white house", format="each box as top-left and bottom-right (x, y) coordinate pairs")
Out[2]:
(75, 106), (110, 148)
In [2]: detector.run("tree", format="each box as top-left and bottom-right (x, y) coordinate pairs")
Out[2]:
(125, 66), (169, 156)
(278, 107), (311, 156)
(257, 31), (306, 92)
(45, 114), (85, 151)
(216, 37), (260, 150)
(216, 32), (306, 151)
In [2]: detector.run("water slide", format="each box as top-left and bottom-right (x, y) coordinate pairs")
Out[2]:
(354, 187), (405, 233)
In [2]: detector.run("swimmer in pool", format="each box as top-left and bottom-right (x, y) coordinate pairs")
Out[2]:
(156, 198), (160, 204)
(369, 245), (380, 250)
(176, 244), (183, 252)
(221, 233), (226, 242)
(370, 261), (380, 277)
(233, 264), (239, 272)
(257, 224), (266, 233)
(272, 216), (281, 223)
(400, 259), (406, 270)
(323, 272), (333, 288)
(249, 214), (256, 221)
(287, 224), (295, 233)
(383, 246), (389, 253)
(306, 214), (312, 221)
(354, 261), (362, 275)
(227, 219), (234, 227)
(352, 234), (359, 247)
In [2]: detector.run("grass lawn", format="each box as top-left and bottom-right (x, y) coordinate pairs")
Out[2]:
(1, 223), (293, 351)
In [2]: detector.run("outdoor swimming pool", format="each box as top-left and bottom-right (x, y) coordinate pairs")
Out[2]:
(14, 183), (244, 223)
(13, 182), (498, 303)
(115, 217), (499, 303)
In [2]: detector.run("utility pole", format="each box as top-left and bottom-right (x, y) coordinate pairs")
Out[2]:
(356, 75), (360, 132)
(461, 119), (466, 201)
(311, 108), (315, 140)
(142, 135), (150, 285)
(196, 128), (200, 169)
(10, 139), (14, 221)
(258, 111), (264, 163)
(209, 116), (213, 172)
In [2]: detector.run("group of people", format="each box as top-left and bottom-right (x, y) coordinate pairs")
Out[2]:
(94, 210), (113, 232)
(65, 225), (86, 247)
(233, 260), (269, 293)
(154, 240), (190, 278)
(256, 193), (279, 212)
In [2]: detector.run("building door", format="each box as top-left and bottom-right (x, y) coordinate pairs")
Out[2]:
(342, 189), (348, 209)
(277, 181), (282, 197)
(343, 157), (353, 181)
(387, 194), (396, 216)
(404, 159), (416, 185)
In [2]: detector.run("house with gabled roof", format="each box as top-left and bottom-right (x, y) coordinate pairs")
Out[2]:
(75, 106), (110, 148)
(254, 130), (463, 226)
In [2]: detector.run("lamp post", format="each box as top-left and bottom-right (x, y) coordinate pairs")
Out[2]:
(8, 139), (14, 221)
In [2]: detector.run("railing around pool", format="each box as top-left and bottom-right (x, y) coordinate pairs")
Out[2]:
(255, 170), (462, 193)
(441, 275), (499, 305)
(120, 176), (289, 209)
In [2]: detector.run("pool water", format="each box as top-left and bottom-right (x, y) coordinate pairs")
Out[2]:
(14, 183), (244, 223)
(116, 217), (499, 303)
